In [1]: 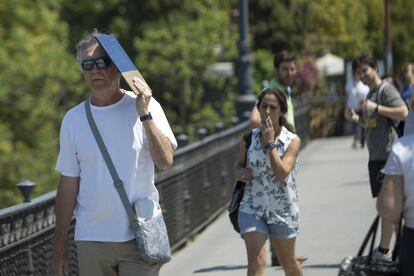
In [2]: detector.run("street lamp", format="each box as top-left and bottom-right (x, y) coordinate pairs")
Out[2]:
(384, 0), (393, 75)
(16, 179), (36, 203)
(236, 0), (256, 121)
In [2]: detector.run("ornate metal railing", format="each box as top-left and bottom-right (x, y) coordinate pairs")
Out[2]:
(0, 95), (312, 275)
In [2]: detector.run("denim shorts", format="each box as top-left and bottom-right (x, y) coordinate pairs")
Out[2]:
(238, 211), (298, 240)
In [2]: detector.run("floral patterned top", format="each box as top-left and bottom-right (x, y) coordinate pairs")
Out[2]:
(239, 126), (299, 227)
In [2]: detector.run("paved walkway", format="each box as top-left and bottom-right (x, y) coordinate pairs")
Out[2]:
(160, 136), (377, 276)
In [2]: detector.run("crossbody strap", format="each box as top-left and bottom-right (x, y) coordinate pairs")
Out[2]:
(84, 100), (138, 229)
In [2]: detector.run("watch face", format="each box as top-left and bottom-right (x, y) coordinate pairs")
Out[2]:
(140, 113), (152, 122)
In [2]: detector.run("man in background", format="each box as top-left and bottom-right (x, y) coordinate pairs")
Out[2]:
(250, 51), (296, 130)
(351, 54), (407, 261)
(401, 63), (414, 106)
(344, 61), (370, 148)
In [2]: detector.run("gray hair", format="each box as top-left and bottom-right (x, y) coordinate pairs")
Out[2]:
(75, 28), (105, 64)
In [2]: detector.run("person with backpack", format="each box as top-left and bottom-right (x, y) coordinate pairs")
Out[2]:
(236, 88), (302, 276)
(351, 54), (408, 261)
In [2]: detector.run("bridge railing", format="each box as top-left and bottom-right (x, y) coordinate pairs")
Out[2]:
(0, 94), (314, 275)
(0, 120), (252, 276)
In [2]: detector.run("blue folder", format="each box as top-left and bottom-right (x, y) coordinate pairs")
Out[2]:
(95, 34), (151, 94)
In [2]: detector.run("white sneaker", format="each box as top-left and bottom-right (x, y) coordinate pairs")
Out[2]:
(372, 248), (392, 261)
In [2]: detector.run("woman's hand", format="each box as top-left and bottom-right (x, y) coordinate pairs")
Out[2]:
(261, 115), (275, 146)
(237, 167), (253, 182)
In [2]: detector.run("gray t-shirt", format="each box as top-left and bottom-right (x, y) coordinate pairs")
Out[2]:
(365, 82), (405, 161)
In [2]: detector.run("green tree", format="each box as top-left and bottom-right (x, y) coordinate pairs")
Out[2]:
(0, 0), (81, 207)
(133, 6), (238, 139)
(250, 0), (306, 53)
(303, 0), (371, 57)
(390, 0), (414, 75)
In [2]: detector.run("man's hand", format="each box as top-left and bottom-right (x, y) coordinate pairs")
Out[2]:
(133, 77), (152, 116)
(53, 176), (78, 276)
(362, 99), (377, 113)
(53, 245), (70, 276)
(351, 113), (359, 123)
(350, 109), (360, 123)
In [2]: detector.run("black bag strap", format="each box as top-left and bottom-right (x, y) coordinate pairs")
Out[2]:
(242, 130), (252, 165)
(357, 215), (402, 262)
(391, 216), (403, 261)
(84, 100), (139, 231)
(357, 215), (380, 257)
(235, 131), (252, 192)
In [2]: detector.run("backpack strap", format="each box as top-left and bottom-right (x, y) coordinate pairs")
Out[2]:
(376, 82), (388, 104)
(376, 82), (404, 137)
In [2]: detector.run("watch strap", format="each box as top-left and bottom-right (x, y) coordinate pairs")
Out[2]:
(264, 142), (277, 150)
(140, 112), (152, 122)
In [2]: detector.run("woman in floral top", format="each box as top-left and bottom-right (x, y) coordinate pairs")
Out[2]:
(237, 88), (302, 276)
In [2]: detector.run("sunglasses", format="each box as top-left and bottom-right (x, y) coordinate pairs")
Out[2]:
(81, 56), (112, 71)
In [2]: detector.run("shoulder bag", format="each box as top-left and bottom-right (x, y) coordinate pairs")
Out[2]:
(84, 100), (172, 265)
(338, 215), (401, 276)
(228, 131), (252, 233)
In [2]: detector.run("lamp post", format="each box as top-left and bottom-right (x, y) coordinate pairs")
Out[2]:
(236, 0), (256, 121)
(16, 179), (36, 203)
(384, 0), (393, 75)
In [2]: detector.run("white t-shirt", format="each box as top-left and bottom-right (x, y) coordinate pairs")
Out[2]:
(346, 80), (369, 109)
(404, 111), (414, 136)
(382, 134), (414, 228)
(55, 90), (177, 242)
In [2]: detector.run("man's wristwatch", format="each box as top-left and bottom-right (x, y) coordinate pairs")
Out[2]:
(140, 112), (152, 122)
(374, 104), (379, 113)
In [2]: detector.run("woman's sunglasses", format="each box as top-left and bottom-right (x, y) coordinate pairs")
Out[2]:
(81, 56), (112, 71)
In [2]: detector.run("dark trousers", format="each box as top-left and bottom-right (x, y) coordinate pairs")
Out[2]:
(360, 127), (365, 147)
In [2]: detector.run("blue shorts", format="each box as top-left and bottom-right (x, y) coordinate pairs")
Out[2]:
(238, 211), (298, 240)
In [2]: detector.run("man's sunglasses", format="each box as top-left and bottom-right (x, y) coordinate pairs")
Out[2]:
(81, 56), (112, 71)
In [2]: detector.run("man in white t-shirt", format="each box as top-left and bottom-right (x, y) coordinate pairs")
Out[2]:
(53, 29), (177, 276)
(377, 134), (414, 275)
(344, 65), (369, 148)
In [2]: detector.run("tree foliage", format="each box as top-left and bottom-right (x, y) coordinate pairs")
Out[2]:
(0, 0), (81, 207)
(390, 0), (414, 74)
(134, 7), (238, 132)
(250, 0), (306, 53)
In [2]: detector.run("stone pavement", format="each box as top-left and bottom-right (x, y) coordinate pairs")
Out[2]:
(160, 136), (378, 276)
